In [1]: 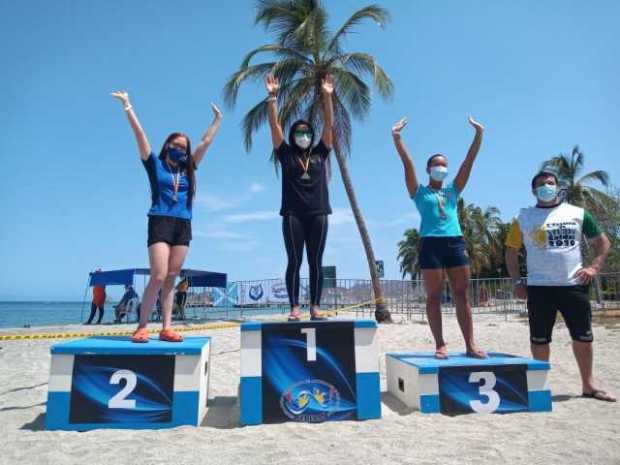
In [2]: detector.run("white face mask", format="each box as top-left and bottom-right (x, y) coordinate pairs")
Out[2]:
(429, 166), (448, 182)
(535, 183), (558, 203)
(294, 135), (312, 150)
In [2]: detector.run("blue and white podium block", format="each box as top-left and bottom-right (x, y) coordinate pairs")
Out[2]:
(386, 352), (551, 415)
(240, 320), (381, 425)
(46, 336), (212, 430)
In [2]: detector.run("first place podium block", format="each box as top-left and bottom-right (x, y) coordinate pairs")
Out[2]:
(240, 320), (381, 425)
(46, 336), (211, 430)
(386, 352), (552, 415)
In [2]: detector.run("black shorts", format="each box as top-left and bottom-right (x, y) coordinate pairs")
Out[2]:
(419, 236), (469, 270)
(147, 215), (192, 247)
(527, 285), (593, 344)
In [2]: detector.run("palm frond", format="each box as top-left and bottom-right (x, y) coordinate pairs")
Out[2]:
(332, 52), (393, 99)
(223, 62), (276, 108)
(331, 92), (352, 156)
(577, 170), (610, 188)
(241, 99), (270, 152)
(329, 67), (371, 118)
(326, 5), (390, 53)
(240, 44), (311, 68)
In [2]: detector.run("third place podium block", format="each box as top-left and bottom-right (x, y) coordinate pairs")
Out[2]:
(386, 352), (552, 415)
(46, 336), (212, 430)
(240, 320), (381, 425)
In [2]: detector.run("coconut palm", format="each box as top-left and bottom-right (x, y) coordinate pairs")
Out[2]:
(223, 0), (394, 321)
(542, 146), (611, 212)
(397, 228), (421, 280)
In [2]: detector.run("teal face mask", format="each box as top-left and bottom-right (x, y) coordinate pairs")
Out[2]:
(535, 184), (558, 202)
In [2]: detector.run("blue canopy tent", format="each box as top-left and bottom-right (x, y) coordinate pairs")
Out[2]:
(88, 268), (227, 288)
(83, 268), (227, 323)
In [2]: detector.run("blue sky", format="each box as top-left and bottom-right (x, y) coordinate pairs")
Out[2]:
(1, 0), (619, 300)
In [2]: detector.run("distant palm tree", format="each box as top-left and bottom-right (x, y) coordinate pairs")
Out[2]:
(458, 199), (503, 277)
(397, 228), (421, 280)
(542, 146), (611, 212)
(224, 0), (394, 321)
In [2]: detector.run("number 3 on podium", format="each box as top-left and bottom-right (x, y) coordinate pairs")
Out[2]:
(469, 371), (500, 413)
(301, 328), (317, 362)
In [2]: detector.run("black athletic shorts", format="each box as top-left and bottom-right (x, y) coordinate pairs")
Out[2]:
(419, 236), (469, 270)
(527, 285), (593, 344)
(147, 215), (192, 247)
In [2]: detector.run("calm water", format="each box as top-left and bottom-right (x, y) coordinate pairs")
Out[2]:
(0, 301), (290, 329)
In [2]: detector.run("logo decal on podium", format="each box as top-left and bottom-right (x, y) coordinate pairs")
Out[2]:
(69, 354), (175, 424)
(261, 322), (357, 423)
(280, 379), (341, 422)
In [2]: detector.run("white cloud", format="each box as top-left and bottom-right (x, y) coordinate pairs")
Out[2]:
(223, 210), (280, 224)
(193, 228), (247, 240)
(249, 182), (265, 193)
(330, 208), (355, 226)
(194, 194), (237, 212)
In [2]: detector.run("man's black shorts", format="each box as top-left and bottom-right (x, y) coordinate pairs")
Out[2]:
(147, 215), (192, 247)
(527, 285), (593, 344)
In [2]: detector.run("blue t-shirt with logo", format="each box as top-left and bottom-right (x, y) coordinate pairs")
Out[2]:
(142, 152), (192, 220)
(413, 182), (463, 237)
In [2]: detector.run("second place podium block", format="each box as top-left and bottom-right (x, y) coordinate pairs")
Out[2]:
(240, 320), (381, 425)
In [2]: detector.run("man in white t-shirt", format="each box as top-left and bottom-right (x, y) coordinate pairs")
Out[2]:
(505, 169), (615, 402)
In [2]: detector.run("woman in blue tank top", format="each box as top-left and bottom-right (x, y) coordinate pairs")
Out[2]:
(112, 90), (222, 343)
(391, 115), (486, 359)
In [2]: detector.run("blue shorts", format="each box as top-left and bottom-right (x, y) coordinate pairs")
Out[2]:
(419, 236), (469, 270)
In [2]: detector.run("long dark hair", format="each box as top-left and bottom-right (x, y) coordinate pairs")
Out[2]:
(158, 132), (195, 208)
(287, 119), (332, 180)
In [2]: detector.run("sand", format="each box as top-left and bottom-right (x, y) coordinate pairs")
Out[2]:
(0, 313), (618, 465)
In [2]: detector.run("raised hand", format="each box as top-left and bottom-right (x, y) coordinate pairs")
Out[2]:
(111, 90), (130, 107)
(468, 115), (484, 132)
(321, 74), (334, 95)
(265, 74), (280, 95)
(211, 102), (223, 120)
(392, 117), (408, 137)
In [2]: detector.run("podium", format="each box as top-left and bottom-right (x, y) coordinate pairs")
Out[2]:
(46, 336), (212, 430)
(240, 320), (381, 425)
(386, 352), (551, 415)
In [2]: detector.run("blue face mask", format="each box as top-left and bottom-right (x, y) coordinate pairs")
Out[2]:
(429, 166), (448, 182)
(535, 184), (558, 203)
(168, 147), (188, 164)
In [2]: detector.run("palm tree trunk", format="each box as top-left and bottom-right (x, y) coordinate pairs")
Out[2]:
(332, 144), (392, 322)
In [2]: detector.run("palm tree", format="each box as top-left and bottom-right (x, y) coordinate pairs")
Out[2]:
(223, 0), (394, 321)
(542, 146), (611, 212)
(397, 228), (421, 280)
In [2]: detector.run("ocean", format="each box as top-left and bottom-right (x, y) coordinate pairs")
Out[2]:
(0, 301), (290, 329)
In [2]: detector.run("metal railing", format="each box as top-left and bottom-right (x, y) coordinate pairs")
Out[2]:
(182, 272), (620, 321)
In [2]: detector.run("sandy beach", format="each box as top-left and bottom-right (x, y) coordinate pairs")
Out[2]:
(0, 313), (618, 465)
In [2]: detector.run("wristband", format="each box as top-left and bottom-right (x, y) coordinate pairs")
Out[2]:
(124, 104), (133, 111)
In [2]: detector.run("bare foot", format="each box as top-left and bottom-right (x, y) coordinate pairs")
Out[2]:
(466, 346), (487, 359)
(435, 345), (449, 359)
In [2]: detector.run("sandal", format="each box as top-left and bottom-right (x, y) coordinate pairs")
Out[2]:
(159, 328), (183, 342)
(310, 312), (328, 321)
(582, 389), (617, 402)
(287, 311), (302, 322)
(131, 327), (150, 343)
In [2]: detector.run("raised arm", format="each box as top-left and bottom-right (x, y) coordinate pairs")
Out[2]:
(265, 74), (284, 149)
(391, 117), (419, 197)
(111, 91), (151, 160)
(453, 116), (484, 192)
(320, 74), (334, 148)
(192, 103), (223, 167)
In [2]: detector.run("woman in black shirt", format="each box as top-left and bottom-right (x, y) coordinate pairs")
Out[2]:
(265, 74), (334, 321)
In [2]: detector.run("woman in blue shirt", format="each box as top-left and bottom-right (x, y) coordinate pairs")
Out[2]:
(112, 90), (222, 343)
(391, 116), (486, 359)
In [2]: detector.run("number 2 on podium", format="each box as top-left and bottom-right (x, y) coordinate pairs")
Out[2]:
(108, 369), (137, 409)
(301, 328), (316, 361)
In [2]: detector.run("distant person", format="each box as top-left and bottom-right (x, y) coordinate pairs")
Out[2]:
(174, 278), (189, 319)
(85, 269), (105, 325)
(391, 115), (486, 359)
(114, 285), (139, 323)
(506, 169), (616, 402)
(111, 90), (222, 342)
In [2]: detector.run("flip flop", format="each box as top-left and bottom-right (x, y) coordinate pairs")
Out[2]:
(131, 327), (150, 343)
(582, 390), (617, 402)
(159, 329), (183, 342)
(310, 313), (328, 321)
(434, 348), (449, 360)
(287, 310), (302, 322)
